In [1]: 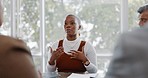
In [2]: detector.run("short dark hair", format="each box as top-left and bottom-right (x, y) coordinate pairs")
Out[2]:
(137, 4), (148, 14)
(66, 14), (81, 25)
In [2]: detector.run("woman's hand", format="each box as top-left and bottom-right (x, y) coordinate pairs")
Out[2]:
(38, 70), (42, 78)
(69, 47), (88, 63)
(48, 47), (64, 65)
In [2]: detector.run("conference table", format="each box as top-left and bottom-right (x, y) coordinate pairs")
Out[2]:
(43, 72), (100, 78)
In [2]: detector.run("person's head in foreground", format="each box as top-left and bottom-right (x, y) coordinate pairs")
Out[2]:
(138, 4), (148, 27)
(0, 1), (40, 78)
(105, 4), (148, 78)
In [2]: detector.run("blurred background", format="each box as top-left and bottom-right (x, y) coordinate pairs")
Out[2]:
(1, 0), (147, 77)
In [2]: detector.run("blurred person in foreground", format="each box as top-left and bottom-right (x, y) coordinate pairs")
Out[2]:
(105, 4), (148, 78)
(0, 1), (40, 78)
(46, 14), (97, 74)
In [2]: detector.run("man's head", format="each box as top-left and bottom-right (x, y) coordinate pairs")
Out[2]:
(138, 4), (148, 27)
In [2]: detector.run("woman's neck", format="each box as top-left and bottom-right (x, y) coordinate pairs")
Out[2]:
(66, 35), (77, 41)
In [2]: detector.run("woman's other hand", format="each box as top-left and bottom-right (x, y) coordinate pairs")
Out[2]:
(48, 47), (64, 65)
(69, 47), (88, 63)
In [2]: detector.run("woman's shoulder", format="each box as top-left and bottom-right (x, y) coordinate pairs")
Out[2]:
(53, 39), (64, 44)
(79, 40), (94, 50)
(51, 39), (64, 49)
(80, 40), (92, 46)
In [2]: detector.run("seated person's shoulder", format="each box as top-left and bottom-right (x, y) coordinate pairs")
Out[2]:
(0, 35), (30, 54)
(0, 35), (39, 78)
(0, 35), (26, 44)
(0, 35), (24, 43)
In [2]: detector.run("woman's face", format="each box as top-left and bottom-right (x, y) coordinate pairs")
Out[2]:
(64, 15), (80, 36)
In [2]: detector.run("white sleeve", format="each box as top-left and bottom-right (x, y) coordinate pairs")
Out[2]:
(84, 41), (98, 73)
(46, 41), (59, 72)
(46, 63), (56, 72)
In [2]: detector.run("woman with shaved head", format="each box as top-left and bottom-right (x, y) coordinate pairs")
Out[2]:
(47, 14), (98, 76)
